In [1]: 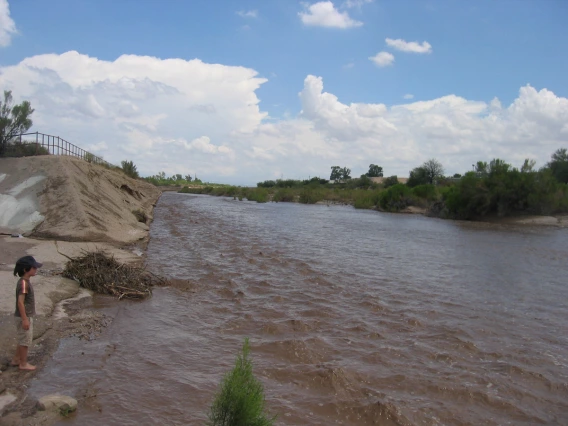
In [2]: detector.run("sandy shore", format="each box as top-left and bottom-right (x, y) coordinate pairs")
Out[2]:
(0, 156), (162, 425)
(0, 236), (146, 425)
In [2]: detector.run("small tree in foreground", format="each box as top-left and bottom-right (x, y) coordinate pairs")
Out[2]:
(0, 90), (35, 157)
(208, 338), (275, 426)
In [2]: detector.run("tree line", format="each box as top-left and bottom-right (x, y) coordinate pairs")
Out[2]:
(3, 90), (568, 219)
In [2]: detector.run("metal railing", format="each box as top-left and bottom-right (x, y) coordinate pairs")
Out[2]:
(13, 132), (114, 168)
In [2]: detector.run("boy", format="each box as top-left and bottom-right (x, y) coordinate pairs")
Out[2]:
(11, 255), (43, 371)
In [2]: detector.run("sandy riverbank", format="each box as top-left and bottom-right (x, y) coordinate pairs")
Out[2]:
(0, 156), (161, 425)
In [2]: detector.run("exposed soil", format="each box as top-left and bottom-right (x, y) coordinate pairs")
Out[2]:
(0, 156), (161, 244)
(0, 156), (162, 425)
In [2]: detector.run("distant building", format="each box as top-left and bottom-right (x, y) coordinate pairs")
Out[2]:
(369, 177), (408, 184)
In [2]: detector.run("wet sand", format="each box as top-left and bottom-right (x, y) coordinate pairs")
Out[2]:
(0, 236), (144, 425)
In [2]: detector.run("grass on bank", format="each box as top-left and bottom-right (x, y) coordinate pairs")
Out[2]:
(178, 166), (568, 220)
(178, 180), (437, 212)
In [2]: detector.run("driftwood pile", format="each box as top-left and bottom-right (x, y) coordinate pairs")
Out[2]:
(62, 251), (167, 300)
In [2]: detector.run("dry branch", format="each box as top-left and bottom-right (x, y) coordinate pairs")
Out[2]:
(62, 250), (167, 300)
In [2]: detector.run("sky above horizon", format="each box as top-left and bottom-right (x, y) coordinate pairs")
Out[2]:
(1, 0), (568, 184)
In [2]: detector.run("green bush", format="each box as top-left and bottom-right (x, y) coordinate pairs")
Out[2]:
(84, 152), (95, 163)
(244, 188), (269, 203)
(298, 187), (325, 204)
(412, 184), (438, 201)
(352, 188), (381, 209)
(378, 184), (412, 211)
(257, 180), (276, 188)
(353, 195), (374, 209)
(382, 175), (398, 188)
(207, 338), (275, 426)
(2, 141), (50, 157)
(442, 166), (568, 219)
(272, 188), (295, 202)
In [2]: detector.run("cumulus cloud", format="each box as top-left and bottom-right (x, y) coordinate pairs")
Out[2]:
(182, 136), (232, 154)
(0, 51), (266, 180)
(0, 0), (17, 47)
(236, 10), (258, 18)
(403, 94), (414, 100)
(369, 51), (395, 67)
(299, 1), (363, 29)
(1, 52), (567, 183)
(297, 75), (568, 175)
(385, 38), (432, 54)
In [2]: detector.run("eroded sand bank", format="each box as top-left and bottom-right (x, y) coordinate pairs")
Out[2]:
(0, 156), (162, 424)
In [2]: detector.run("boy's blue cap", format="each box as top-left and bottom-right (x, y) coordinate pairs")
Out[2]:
(16, 256), (43, 269)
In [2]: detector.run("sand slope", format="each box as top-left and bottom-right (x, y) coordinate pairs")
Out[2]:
(0, 156), (161, 244)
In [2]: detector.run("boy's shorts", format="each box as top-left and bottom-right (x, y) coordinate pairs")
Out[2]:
(14, 317), (33, 347)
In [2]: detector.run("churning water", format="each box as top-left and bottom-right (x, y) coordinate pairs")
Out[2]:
(32, 192), (568, 425)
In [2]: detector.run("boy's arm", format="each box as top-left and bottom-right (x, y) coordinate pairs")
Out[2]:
(17, 294), (28, 320)
(17, 281), (30, 330)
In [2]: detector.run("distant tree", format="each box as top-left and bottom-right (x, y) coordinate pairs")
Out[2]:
(184, 174), (193, 182)
(330, 166), (341, 181)
(173, 173), (182, 181)
(488, 158), (511, 176)
(547, 148), (568, 183)
(383, 175), (399, 188)
(453, 173), (462, 178)
(475, 161), (488, 175)
(355, 174), (372, 188)
(422, 158), (444, 184)
(520, 159), (536, 173)
(121, 160), (139, 179)
(366, 164), (384, 177)
(407, 167), (428, 187)
(0, 90), (35, 157)
(330, 166), (351, 181)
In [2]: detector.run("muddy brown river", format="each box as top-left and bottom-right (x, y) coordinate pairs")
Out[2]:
(30, 192), (568, 425)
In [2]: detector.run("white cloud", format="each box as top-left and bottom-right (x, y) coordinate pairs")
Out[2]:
(385, 38), (432, 54)
(299, 1), (363, 29)
(236, 10), (258, 18)
(403, 94), (414, 100)
(343, 62), (355, 69)
(87, 141), (108, 152)
(1, 52), (567, 183)
(369, 51), (394, 67)
(0, 0), (17, 47)
(297, 76), (568, 175)
(182, 136), (232, 155)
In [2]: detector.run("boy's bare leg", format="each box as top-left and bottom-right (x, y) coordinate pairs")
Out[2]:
(18, 345), (36, 371)
(11, 347), (20, 366)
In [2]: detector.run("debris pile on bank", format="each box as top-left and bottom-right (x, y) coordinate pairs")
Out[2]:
(62, 251), (167, 299)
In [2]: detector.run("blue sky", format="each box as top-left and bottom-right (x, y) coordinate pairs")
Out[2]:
(1, 0), (568, 184)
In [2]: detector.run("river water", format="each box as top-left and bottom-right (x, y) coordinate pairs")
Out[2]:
(30, 192), (568, 425)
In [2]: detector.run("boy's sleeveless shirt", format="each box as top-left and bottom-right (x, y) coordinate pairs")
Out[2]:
(14, 278), (36, 317)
